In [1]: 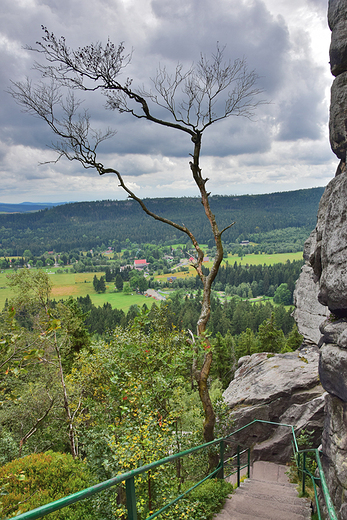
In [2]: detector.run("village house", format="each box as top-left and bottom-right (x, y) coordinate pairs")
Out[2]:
(134, 259), (149, 270)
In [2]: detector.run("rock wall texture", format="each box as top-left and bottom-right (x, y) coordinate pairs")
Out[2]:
(222, 348), (325, 464)
(308, 1), (347, 517)
(293, 231), (329, 345)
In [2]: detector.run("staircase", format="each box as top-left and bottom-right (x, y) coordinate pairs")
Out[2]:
(214, 461), (311, 520)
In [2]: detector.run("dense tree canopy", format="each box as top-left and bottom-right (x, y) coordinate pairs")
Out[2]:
(0, 189), (323, 256)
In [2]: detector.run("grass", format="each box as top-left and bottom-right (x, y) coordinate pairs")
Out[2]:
(0, 268), (156, 312)
(155, 252), (303, 281)
(0, 251), (303, 312)
(223, 251), (303, 266)
(155, 269), (196, 281)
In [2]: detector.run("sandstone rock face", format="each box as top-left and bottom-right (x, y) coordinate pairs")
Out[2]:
(306, 2), (347, 516)
(330, 22), (347, 76)
(328, 0), (347, 31)
(293, 230), (329, 345)
(293, 263), (329, 345)
(330, 73), (347, 158)
(311, 152), (347, 314)
(318, 174), (347, 316)
(222, 348), (325, 463)
(319, 343), (347, 402)
(320, 395), (347, 520)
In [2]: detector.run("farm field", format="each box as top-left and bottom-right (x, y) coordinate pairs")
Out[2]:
(0, 269), (156, 312)
(156, 251), (304, 281)
(0, 251), (303, 311)
(223, 251), (303, 266)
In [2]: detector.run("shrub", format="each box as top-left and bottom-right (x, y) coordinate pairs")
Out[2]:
(159, 478), (233, 520)
(0, 451), (94, 519)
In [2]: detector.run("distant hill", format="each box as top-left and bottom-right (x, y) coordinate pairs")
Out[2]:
(0, 188), (324, 255)
(0, 202), (67, 214)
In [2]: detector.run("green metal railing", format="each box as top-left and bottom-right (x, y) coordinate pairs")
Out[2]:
(8, 419), (337, 520)
(224, 444), (251, 486)
(297, 448), (338, 520)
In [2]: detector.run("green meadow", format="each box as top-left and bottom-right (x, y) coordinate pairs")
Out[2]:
(162, 251), (304, 280)
(224, 251), (303, 266)
(0, 251), (303, 311)
(0, 269), (155, 312)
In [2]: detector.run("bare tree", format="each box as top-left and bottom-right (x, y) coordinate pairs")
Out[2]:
(9, 27), (265, 443)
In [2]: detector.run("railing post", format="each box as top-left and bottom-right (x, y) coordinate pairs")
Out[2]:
(218, 440), (225, 479)
(247, 448), (250, 478)
(301, 452), (306, 496)
(126, 476), (138, 520)
(237, 444), (240, 488)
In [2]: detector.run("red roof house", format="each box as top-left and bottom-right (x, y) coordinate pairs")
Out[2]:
(134, 259), (148, 268)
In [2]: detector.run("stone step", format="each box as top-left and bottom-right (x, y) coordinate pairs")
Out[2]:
(214, 461), (311, 520)
(227, 491), (311, 518)
(251, 460), (291, 483)
(235, 488), (308, 510)
(214, 507), (310, 520)
(239, 479), (302, 499)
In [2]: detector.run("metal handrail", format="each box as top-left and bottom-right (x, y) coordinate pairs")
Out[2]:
(7, 419), (337, 520)
(297, 448), (338, 520)
(250, 420), (337, 520)
(4, 434), (230, 520)
(224, 444), (250, 486)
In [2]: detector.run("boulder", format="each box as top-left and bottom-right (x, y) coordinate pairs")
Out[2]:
(330, 19), (347, 76)
(222, 348), (325, 463)
(329, 72), (347, 159)
(328, 0), (347, 31)
(310, 170), (347, 313)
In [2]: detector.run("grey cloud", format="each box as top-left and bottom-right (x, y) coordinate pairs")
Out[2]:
(149, 0), (290, 93)
(277, 92), (324, 141)
(3, 0), (325, 157)
(0, 0), (333, 201)
(275, 58), (328, 141)
(306, 0), (327, 10)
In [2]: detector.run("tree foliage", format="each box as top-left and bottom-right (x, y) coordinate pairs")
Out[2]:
(273, 283), (292, 305)
(0, 268), (304, 519)
(0, 190), (323, 256)
(1, 271), (90, 459)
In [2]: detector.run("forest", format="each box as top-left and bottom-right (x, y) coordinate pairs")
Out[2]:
(0, 260), (303, 518)
(0, 188), (318, 518)
(0, 187), (323, 256)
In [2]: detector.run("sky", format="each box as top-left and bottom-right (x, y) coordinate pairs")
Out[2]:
(0, 0), (337, 203)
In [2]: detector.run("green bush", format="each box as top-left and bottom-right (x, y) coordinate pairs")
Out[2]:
(159, 478), (233, 520)
(0, 451), (94, 519)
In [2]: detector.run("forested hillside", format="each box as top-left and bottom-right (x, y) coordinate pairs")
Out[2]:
(0, 188), (323, 255)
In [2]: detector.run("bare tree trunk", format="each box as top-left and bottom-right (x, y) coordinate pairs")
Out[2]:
(189, 132), (234, 444)
(9, 36), (261, 450)
(53, 331), (78, 459)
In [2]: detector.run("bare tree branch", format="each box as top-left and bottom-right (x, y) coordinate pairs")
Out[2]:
(8, 28), (267, 445)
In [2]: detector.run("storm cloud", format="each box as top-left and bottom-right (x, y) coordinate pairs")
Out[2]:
(0, 0), (337, 202)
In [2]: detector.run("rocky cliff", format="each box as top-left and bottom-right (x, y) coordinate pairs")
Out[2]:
(293, 231), (329, 346)
(222, 3), (347, 517)
(308, 1), (347, 518)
